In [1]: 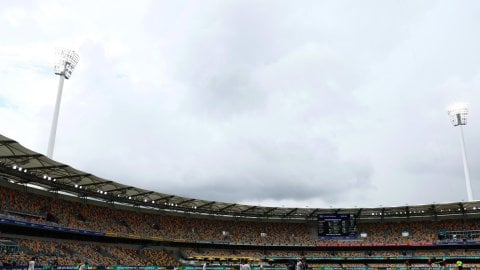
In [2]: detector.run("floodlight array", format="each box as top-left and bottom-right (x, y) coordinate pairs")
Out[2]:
(447, 102), (469, 126)
(54, 48), (80, 79)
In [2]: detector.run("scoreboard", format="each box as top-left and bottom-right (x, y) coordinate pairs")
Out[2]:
(317, 214), (356, 238)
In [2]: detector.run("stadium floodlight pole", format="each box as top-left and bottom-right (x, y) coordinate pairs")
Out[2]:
(447, 102), (473, 201)
(47, 48), (79, 159)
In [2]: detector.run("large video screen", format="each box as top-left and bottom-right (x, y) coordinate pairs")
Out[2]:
(317, 214), (356, 238)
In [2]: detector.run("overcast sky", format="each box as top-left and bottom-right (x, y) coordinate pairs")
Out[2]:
(1, 0), (480, 209)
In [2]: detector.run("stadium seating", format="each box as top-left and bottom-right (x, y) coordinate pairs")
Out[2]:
(2, 185), (480, 268)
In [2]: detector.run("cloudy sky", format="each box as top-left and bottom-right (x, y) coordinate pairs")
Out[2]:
(1, 0), (480, 209)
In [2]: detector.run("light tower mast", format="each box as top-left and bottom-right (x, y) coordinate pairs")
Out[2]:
(447, 102), (473, 201)
(47, 48), (79, 159)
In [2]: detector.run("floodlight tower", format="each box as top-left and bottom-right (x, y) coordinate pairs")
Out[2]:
(447, 102), (473, 201)
(47, 48), (79, 159)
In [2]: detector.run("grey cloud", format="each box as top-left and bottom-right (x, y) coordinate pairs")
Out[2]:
(54, 1), (480, 207)
(3, 0), (480, 208)
(147, 136), (374, 203)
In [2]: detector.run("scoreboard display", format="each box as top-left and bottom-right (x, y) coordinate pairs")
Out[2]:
(317, 214), (356, 238)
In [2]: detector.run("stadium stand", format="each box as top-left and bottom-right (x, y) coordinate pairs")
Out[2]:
(2, 135), (480, 269)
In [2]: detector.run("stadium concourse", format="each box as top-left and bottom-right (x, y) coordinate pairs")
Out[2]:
(1, 135), (480, 269)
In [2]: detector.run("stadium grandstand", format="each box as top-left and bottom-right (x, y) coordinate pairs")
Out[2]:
(1, 133), (480, 270)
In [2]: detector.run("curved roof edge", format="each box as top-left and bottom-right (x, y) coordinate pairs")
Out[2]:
(0, 134), (479, 220)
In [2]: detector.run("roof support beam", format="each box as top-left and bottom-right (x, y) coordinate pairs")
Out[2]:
(0, 140), (17, 144)
(220, 204), (236, 211)
(158, 195), (175, 201)
(459, 203), (466, 216)
(80, 181), (113, 187)
(430, 204), (437, 220)
(177, 198), (196, 206)
(26, 165), (69, 170)
(285, 208), (298, 216)
(0, 154), (43, 159)
(55, 173), (91, 179)
(263, 208), (277, 215)
(242, 206), (257, 213)
(197, 201), (216, 209)
(308, 208), (319, 218)
(106, 186), (132, 193)
(131, 191), (154, 198)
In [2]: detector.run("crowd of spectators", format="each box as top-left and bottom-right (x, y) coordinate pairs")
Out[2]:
(3, 184), (480, 261)
(0, 237), (176, 267)
(3, 185), (480, 246)
(0, 186), (315, 245)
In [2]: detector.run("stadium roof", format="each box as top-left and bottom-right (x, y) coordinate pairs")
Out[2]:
(1, 133), (480, 220)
